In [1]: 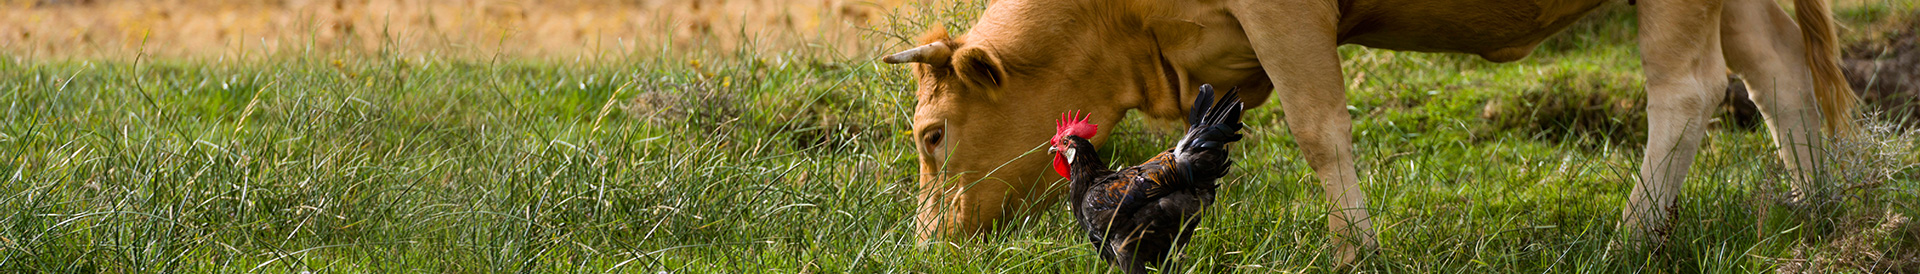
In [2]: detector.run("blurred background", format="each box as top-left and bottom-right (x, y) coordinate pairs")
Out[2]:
(0, 0), (909, 58)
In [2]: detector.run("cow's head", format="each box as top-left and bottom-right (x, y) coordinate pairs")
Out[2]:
(885, 1), (1204, 241)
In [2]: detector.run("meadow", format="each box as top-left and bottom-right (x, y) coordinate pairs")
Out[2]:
(2, 0), (1916, 273)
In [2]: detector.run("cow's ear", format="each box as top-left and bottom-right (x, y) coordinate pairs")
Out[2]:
(1146, 18), (1204, 48)
(950, 47), (1005, 91)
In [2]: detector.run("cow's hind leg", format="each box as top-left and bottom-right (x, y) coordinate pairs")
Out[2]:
(1229, 0), (1376, 264)
(1621, 0), (1730, 245)
(1720, 0), (1824, 196)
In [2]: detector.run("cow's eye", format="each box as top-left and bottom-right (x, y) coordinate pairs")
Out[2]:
(922, 129), (944, 147)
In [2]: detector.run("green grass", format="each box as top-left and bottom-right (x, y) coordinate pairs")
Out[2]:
(2, 1), (1917, 273)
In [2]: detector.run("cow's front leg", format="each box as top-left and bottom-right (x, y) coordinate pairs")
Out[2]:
(1622, 0), (1730, 246)
(1229, 0), (1376, 265)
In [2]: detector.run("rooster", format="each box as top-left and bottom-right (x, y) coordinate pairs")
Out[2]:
(1049, 84), (1246, 274)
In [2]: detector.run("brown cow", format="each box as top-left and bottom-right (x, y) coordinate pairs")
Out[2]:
(885, 0), (1856, 264)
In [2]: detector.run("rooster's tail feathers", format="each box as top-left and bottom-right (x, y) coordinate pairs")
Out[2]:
(1188, 85), (1217, 127)
(1187, 85), (1240, 127)
(1178, 85), (1245, 154)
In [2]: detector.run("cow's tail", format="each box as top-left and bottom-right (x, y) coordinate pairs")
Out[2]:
(1793, 0), (1859, 135)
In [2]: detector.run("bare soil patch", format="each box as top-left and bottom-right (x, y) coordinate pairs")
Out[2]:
(1489, 11), (1920, 143)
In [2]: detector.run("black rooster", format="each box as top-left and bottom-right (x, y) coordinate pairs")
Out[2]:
(1048, 84), (1246, 274)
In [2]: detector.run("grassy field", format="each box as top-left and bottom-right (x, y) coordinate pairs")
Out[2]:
(3, 1), (1917, 273)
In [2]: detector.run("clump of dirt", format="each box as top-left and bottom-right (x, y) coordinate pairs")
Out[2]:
(771, 90), (879, 152)
(1479, 71), (1648, 146)
(624, 82), (742, 132)
(623, 62), (890, 152)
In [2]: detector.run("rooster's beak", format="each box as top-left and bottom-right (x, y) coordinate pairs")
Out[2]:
(1048, 146), (1058, 154)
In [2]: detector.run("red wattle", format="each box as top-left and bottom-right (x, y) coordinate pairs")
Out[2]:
(1052, 155), (1071, 179)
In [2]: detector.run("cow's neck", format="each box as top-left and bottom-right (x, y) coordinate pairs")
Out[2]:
(1134, 11), (1274, 122)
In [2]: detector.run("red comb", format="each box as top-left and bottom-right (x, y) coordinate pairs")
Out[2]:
(1055, 110), (1099, 139)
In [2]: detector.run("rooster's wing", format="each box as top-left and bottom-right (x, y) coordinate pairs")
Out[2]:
(1082, 151), (1182, 216)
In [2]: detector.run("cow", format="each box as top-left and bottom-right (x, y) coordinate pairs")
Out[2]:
(883, 0), (1857, 264)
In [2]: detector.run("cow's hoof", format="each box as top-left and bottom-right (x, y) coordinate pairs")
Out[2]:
(1330, 239), (1379, 268)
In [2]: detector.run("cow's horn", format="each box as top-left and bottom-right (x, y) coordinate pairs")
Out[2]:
(882, 42), (952, 64)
